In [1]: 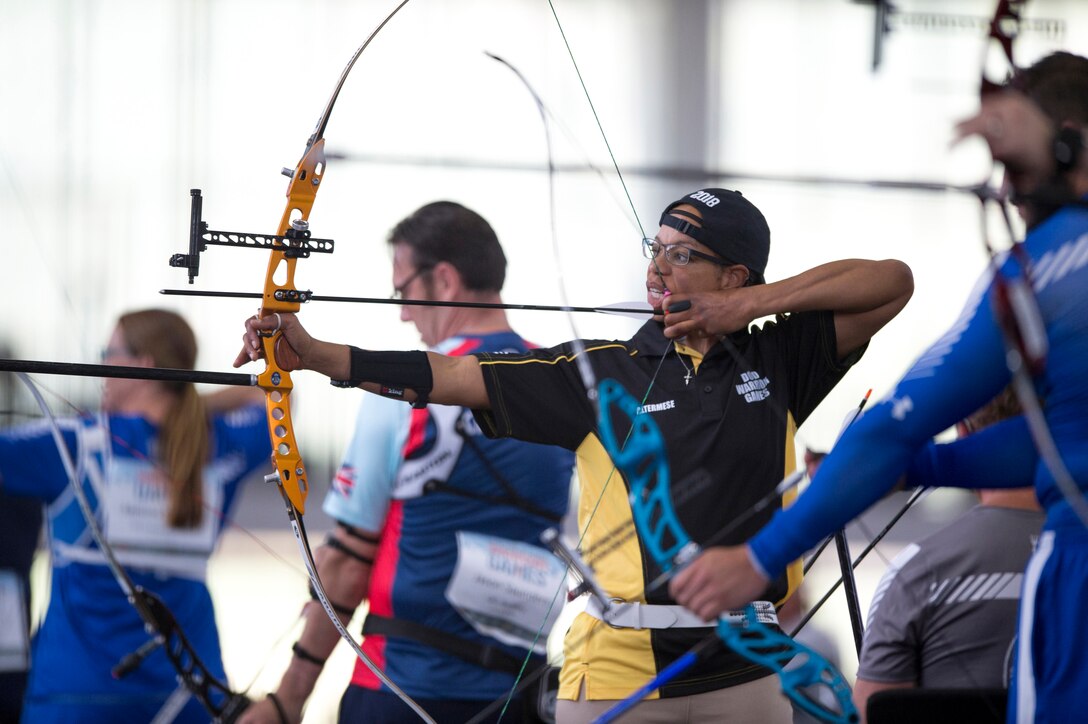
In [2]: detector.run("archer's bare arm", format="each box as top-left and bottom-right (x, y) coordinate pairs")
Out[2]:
(236, 526), (377, 724)
(663, 259), (914, 359)
(234, 313), (490, 409)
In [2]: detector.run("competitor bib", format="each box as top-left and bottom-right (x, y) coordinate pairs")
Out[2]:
(446, 532), (567, 653)
(103, 458), (220, 554)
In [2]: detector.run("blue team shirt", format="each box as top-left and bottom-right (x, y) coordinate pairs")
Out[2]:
(751, 202), (1088, 576)
(0, 406), (271, 723)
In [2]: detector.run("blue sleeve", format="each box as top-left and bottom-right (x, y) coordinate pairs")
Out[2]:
(209, 405), (273, 522)
(322, 394), (409, 531)
(0, 419), (78, 502)
(213, 404), (274, 476)
(751, 270), (1015, 577)
(906, 416), (1037, 490)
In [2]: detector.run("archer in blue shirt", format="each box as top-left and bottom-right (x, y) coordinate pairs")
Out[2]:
(668, 51), (1088, 724)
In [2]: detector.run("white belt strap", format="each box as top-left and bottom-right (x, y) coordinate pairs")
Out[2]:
(584, 598), (777, 630)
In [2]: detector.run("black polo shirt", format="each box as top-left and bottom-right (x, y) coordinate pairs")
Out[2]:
(473, 311), (863, 700)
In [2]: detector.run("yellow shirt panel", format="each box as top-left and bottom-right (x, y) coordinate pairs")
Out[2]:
(559, 434), (657, 700)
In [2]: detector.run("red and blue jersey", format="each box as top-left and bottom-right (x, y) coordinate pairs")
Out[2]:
(323, 332), (573, 701)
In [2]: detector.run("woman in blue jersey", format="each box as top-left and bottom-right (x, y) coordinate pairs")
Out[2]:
(668, 52), (1088, 724)
(0, 309), (272, 723)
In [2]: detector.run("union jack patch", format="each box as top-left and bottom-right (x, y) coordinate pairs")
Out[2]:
(333, 465), (356, 497)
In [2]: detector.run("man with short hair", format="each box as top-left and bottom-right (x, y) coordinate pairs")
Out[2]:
(236, 187), (913, 723)
(239, 201), (573, 724)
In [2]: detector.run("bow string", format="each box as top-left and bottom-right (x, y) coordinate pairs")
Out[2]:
(244, 5), (439, 720)
(469, 4), (867, 721)
(987, 239), (1088, 528)
(540, 5), (863, 720)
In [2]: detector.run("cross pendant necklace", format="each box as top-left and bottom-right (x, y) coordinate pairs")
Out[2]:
(674, 345), (694, 386)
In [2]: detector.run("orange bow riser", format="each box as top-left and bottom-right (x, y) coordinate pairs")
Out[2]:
(259, 136), (327, 515)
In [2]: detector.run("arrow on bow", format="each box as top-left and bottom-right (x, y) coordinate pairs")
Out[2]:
(0, 358), (256, 386)
(0, 357), (272, 721)
(159, 286), (657, 318)
(474, 2), (1064, 720)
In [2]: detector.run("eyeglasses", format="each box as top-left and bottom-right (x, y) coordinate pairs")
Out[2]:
(642, 238), (729, 267)
(390, 266), (433, 300)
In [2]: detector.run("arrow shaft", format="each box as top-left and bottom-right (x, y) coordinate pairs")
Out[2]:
(0, 359), (256, 387)
(159, 288), (655, 316)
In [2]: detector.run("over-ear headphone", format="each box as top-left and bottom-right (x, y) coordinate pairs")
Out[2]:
(1053, 126), (1084, 173)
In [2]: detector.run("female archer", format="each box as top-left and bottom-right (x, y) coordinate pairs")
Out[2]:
(0, 309), (271, 723)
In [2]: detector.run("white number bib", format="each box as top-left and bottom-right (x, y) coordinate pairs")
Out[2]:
(102, 457), (220, 566)
(446, 532), (567, 653)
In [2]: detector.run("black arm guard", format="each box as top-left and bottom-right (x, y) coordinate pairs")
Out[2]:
(330, 347), (434, 408)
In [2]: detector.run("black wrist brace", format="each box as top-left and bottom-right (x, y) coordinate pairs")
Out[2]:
(291, 641), (327, 666)
(330, 347), (434, 408)
(323, 534), (374, 566)
(340, 523), (381, 545)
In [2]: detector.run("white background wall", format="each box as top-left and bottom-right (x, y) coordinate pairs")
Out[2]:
(6, 0), (1084, 462)
(5, 0), (1086, 719)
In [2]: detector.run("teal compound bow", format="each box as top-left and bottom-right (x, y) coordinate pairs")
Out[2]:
(594, 378), (858, 724)
(464, 6), (862, 721)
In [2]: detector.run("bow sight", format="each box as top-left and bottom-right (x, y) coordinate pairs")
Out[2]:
(170, 188), (334, 289)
